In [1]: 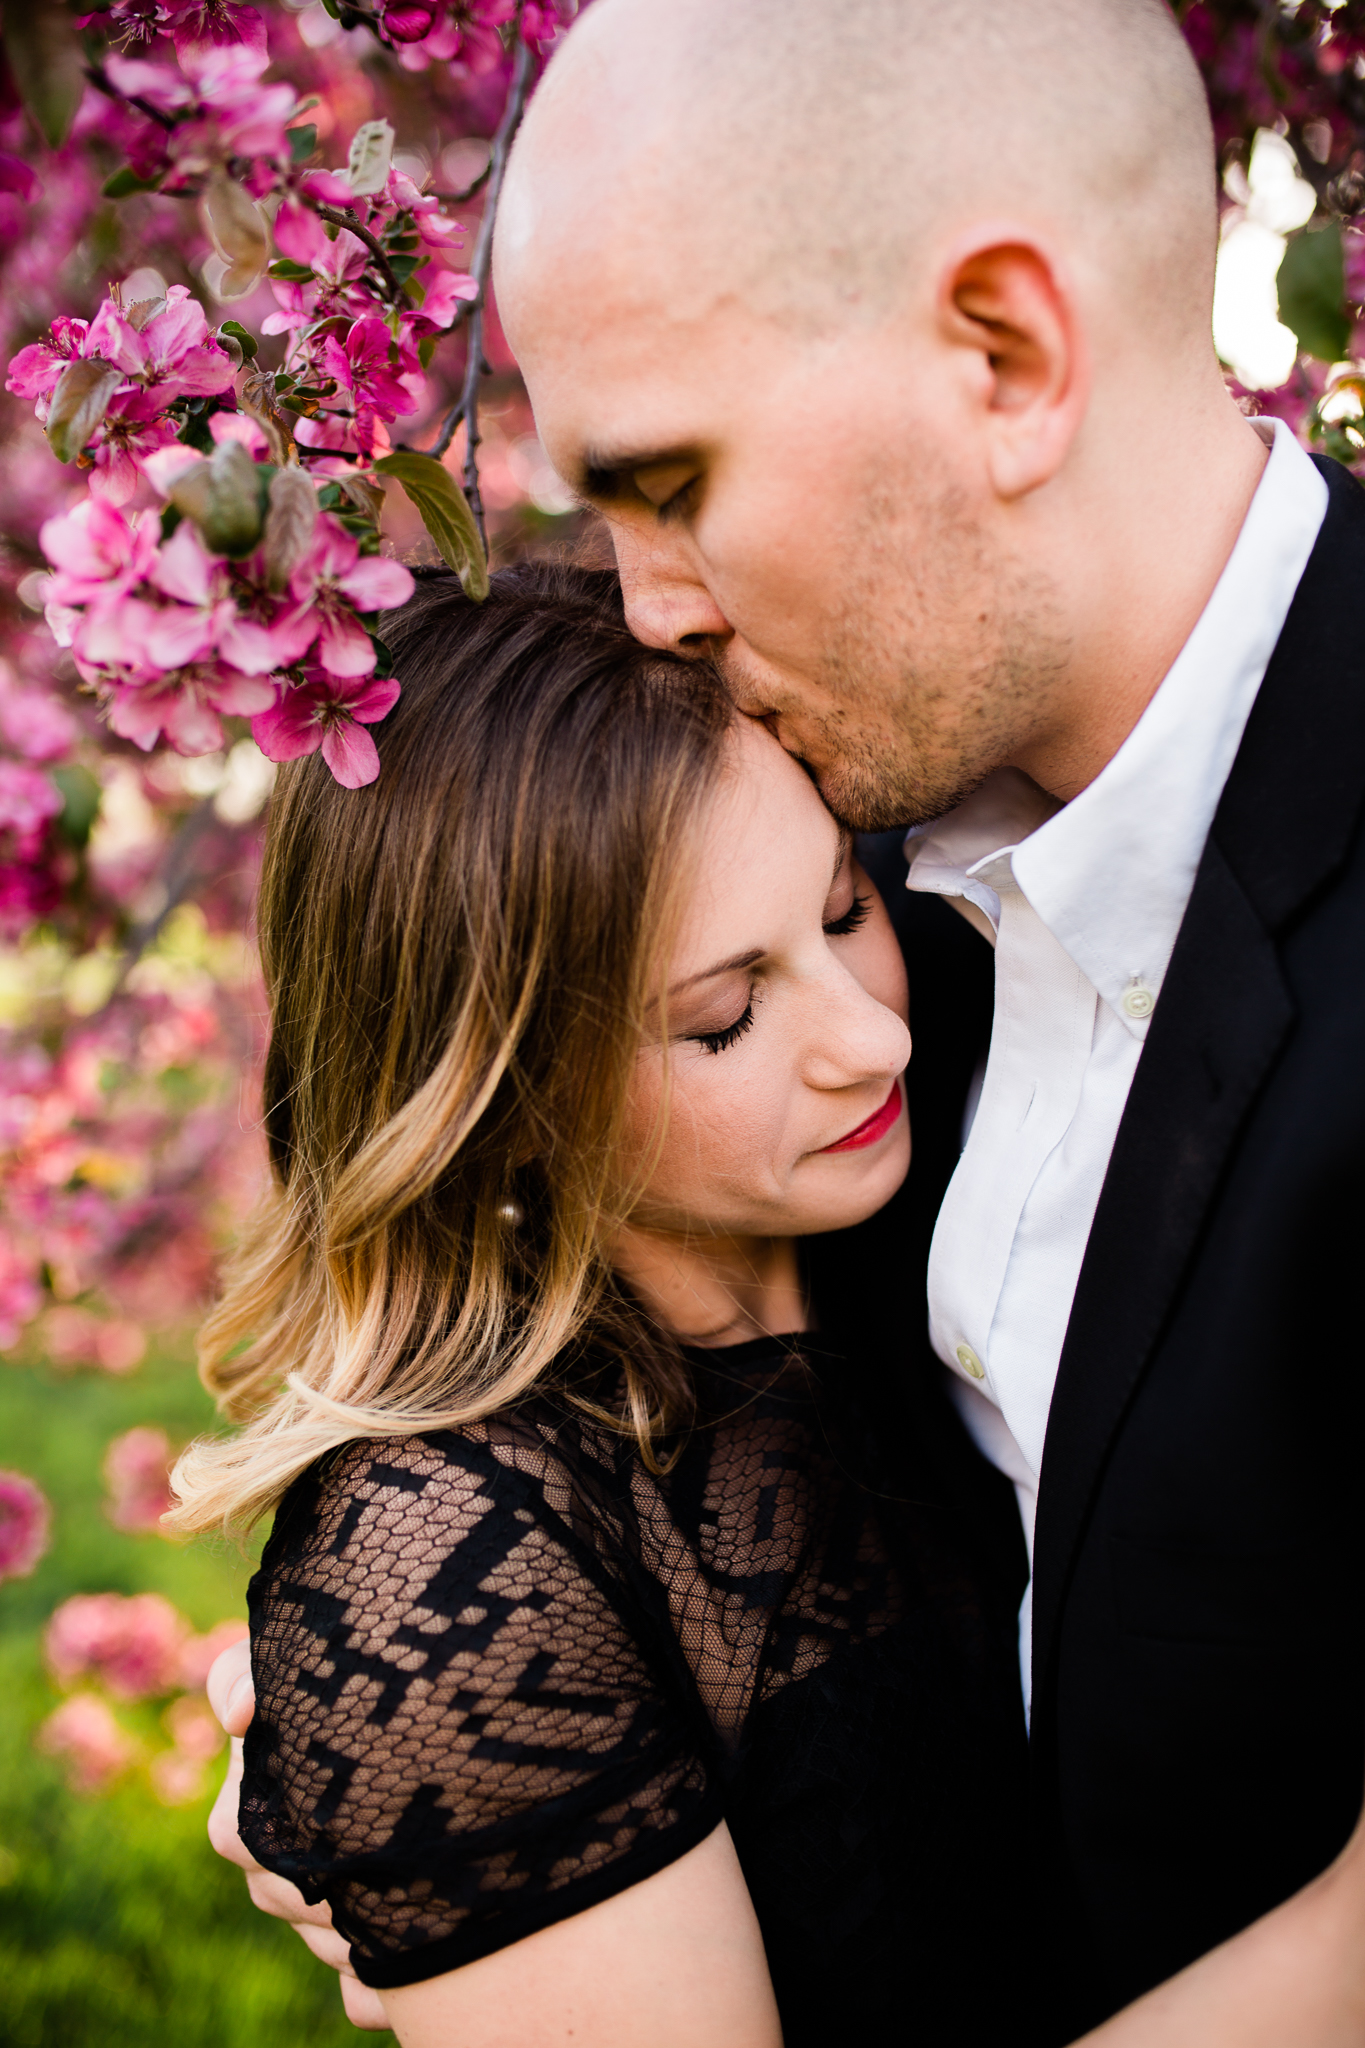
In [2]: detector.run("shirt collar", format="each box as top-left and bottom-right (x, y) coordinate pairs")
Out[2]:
(906, 419), (1328, 1035)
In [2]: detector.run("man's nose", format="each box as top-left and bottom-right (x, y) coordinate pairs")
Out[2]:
(610, 519), (732, 655)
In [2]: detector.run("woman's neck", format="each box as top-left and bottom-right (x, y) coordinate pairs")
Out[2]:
(609, 1225), (808, 1347)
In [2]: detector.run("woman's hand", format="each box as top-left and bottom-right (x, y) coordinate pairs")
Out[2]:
(205, 1640), (390, 2032)
(205, 1641), (778, 2047)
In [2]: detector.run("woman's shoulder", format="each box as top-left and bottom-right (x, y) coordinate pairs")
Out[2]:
(257, 1400), (635, 1606)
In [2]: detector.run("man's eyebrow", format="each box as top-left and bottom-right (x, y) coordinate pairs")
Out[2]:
(667, 947), (762, 998)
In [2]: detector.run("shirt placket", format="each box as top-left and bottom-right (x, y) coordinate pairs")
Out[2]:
(927, 858), (1098, 1431)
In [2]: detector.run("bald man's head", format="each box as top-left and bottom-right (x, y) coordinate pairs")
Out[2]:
(502, 0), (1216, 344)
(496, 0), (1258, 830)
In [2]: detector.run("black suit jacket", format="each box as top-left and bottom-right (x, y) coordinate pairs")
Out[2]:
(846, 455), (1365, 2039)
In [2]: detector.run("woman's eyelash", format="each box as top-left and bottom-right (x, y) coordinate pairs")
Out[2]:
(823, 892), (873, 938)
(690, 1001), (756, 1056)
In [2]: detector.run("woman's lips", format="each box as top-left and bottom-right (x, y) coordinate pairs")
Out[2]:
(819, 1079), (903, 1154)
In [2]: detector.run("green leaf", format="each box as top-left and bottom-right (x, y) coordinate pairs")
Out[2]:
(5, 0), (85, 148)
(169, 440), (267, 558)
(268, 258), (316, 282)
(368, 633), (396, 680)
(347, 119), (395, 198)
(45, 357), (124, 464)
(386, 253), (420, 285)
(49, 764), (101, 849)
(218, 320), (258, 362)
(199, 172), (270, 301)
(102, 165), (164, 199)
(374, 450), (488, 599)
(287, 124), (318, 165)
(261, 466), (318, 592)
(1277, 224), (1350, 365)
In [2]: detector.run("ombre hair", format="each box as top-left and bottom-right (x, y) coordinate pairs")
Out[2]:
(169, 561), (733, 1535)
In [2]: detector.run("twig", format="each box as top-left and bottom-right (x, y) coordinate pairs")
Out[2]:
(97, 799), (221, 1010)
(313, 201), (404, 302)
(431, 159), (494, 205)
(427, 30), (538, 548)
(85, 61), (178, 132)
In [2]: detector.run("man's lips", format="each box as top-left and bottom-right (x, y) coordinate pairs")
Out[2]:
(818, 1079), (903, 1154)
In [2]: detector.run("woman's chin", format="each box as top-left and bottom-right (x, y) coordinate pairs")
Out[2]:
(787, 1124), (912, 1236)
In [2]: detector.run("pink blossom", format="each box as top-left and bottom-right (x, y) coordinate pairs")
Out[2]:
(5, 316), (96, 410)
(276, 515), (415, 677)
(107, 661), (278, 756)
(45, 1590), (189, 1699)
(145, 523), (284, 674)
(0, 762), (62, 850)
(164, 0), (268, 62)
(253, 671), (401, 787)
(41, 497), (160, 612)
(86, 390), (184, 507)
(102, 1425), (175, 1533)
(86, 286), (235, 406)
(0, 1470), (51, 1581)
(320, 316), (422, 456)
(0, 152), (41, 203)
(0, 1245), (41, 1348)
(37, 1694), (138, 1793)
(413, 264), (480, 333)
(208, 411), (269, 457)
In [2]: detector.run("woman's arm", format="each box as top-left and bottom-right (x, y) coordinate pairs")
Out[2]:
(206, 1641), (780, 2048)
(378, 1823), (779, 2048)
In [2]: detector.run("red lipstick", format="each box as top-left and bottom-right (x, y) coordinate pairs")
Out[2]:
(819, 1079), (903, 1154)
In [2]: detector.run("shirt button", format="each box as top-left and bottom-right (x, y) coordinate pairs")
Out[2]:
(956, 1343), (985, 1380)
(1121, 982), (1155, 1020)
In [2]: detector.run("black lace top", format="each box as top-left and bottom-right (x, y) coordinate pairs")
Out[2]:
(242, 1337), (1031, 2046)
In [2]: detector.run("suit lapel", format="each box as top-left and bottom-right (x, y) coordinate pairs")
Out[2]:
(1030, 458), (1365, 1714)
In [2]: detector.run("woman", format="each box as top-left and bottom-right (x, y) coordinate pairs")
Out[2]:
(183, 562), (1365, 2048)
(174, 557), (1031, 2046)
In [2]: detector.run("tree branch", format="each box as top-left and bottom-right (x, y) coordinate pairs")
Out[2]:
(313, 201), (404, 302)
(426, 30), (538, 548)
(85, 61), (178, 132)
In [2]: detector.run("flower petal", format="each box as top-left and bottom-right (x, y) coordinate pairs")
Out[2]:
(320, 716), (380, 788)
(335, 556), (416, 612)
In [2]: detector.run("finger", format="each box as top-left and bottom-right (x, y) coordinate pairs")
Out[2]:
(246, 1866), (336, 1927)
(339, 1975), (392, 2032)
(295, 1921), (357, 1972)
(207, 1739), (262, 1872)
(206, 1637), (256, 1738)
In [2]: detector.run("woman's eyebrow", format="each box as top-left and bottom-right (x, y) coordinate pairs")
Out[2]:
(668, 947), (763, 997)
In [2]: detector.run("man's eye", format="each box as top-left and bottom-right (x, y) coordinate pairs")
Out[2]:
(823, 893), (872, 939)
(633, 464), (701, 518)
(687, 1001), (755, 1056)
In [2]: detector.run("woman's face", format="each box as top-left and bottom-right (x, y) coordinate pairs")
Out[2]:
(624, 716), (912, 1241)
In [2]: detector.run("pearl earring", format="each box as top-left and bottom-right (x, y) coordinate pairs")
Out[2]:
(495, 1197), (525, 1227)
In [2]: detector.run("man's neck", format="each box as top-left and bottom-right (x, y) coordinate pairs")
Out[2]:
(1012, 409), (1272, 804)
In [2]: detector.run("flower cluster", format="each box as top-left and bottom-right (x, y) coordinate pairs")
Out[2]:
(0, 1470), (52, 1582)
(38, 1590), (247, 1798)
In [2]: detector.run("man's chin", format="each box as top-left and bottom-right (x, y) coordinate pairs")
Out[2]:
(810, 758), (969, 835)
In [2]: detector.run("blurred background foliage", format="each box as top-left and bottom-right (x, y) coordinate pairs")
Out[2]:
(5, 1), (1365, 2043)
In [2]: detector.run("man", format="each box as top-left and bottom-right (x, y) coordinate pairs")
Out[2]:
(210, 0), (1365, 2036)
(491, 0), (1365, 2033)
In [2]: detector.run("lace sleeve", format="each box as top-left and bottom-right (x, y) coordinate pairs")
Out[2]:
(239, 1430), (721, 1988)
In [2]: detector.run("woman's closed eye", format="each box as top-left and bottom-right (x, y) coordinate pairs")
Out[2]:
(687, 1000), (756, 1056)
(822, 892), (872, 939)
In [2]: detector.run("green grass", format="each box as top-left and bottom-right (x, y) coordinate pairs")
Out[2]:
(0, 1347), (393, 2048)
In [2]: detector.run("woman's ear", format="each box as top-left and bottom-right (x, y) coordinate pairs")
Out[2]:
(937, 231), (1089, 502)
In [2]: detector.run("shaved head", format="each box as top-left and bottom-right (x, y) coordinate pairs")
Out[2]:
(497, 0), (1259, 830)
(504, 0), (1215, 342)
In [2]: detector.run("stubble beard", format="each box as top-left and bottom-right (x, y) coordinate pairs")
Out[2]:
(723, 482), (1071, 834)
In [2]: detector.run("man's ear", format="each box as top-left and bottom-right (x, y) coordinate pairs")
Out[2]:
(937, 231), (1089, 501)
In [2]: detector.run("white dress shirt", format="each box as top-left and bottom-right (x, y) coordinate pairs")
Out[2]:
(904, 419), (1328, 1709)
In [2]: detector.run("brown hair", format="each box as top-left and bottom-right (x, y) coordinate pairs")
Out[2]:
(169, 561), (733, 1534)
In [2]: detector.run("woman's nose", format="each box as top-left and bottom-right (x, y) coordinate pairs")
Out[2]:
(802, 975), (912, 1093)
(610, 518), (732, 654)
